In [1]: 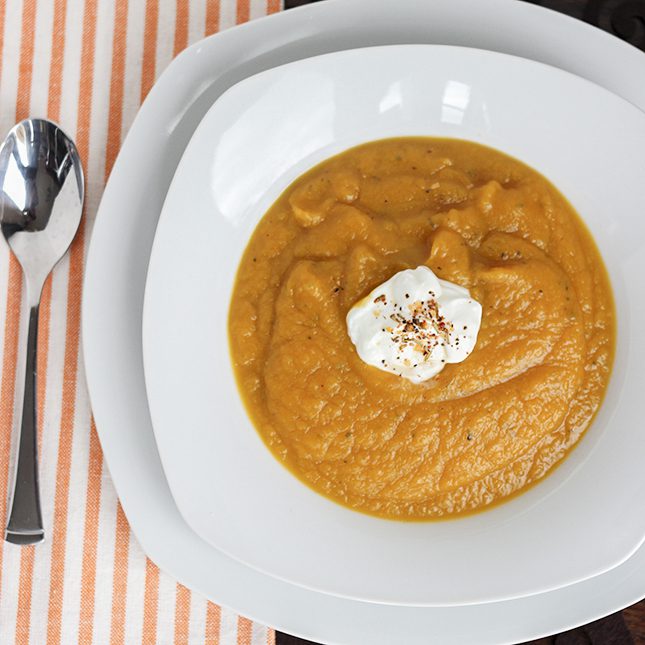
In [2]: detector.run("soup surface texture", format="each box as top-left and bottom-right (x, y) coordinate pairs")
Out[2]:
(228, 138), (614, 520)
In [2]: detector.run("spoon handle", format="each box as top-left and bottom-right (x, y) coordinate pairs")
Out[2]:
(5, 304), (44, 545)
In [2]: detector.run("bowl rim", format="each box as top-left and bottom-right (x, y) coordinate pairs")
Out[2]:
(142, 43), (645, 606)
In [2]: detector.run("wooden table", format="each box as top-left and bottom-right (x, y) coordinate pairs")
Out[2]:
(277, 0), (645, 643)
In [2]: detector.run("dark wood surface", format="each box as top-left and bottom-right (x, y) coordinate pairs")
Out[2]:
(276, 0), (645, 643)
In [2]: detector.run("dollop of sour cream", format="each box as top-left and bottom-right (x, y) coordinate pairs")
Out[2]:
(346, 266), (482, 383)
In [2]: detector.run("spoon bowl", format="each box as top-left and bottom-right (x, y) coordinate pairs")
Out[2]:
(0, 119), (84, 298)
(0, 118), (84, 544)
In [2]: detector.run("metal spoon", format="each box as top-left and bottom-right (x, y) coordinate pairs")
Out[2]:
(0, 119), (84, 545)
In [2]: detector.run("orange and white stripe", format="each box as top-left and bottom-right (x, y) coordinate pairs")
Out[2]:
(0, 0), (281, 643)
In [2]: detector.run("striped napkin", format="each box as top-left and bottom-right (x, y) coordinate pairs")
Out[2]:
(0, 0), (279, 643)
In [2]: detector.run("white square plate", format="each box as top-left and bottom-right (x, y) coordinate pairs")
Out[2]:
(83, 1), (645, 641)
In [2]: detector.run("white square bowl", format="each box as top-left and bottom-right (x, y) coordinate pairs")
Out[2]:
(142, 45), (645, 607)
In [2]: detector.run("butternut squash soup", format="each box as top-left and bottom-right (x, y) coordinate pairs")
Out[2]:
(228, 137), (615, 520)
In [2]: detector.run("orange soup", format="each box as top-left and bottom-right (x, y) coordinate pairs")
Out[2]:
(228, 138), (615, 520)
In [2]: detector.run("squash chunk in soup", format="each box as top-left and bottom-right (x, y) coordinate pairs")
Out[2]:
(228, 137), (615, 520)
